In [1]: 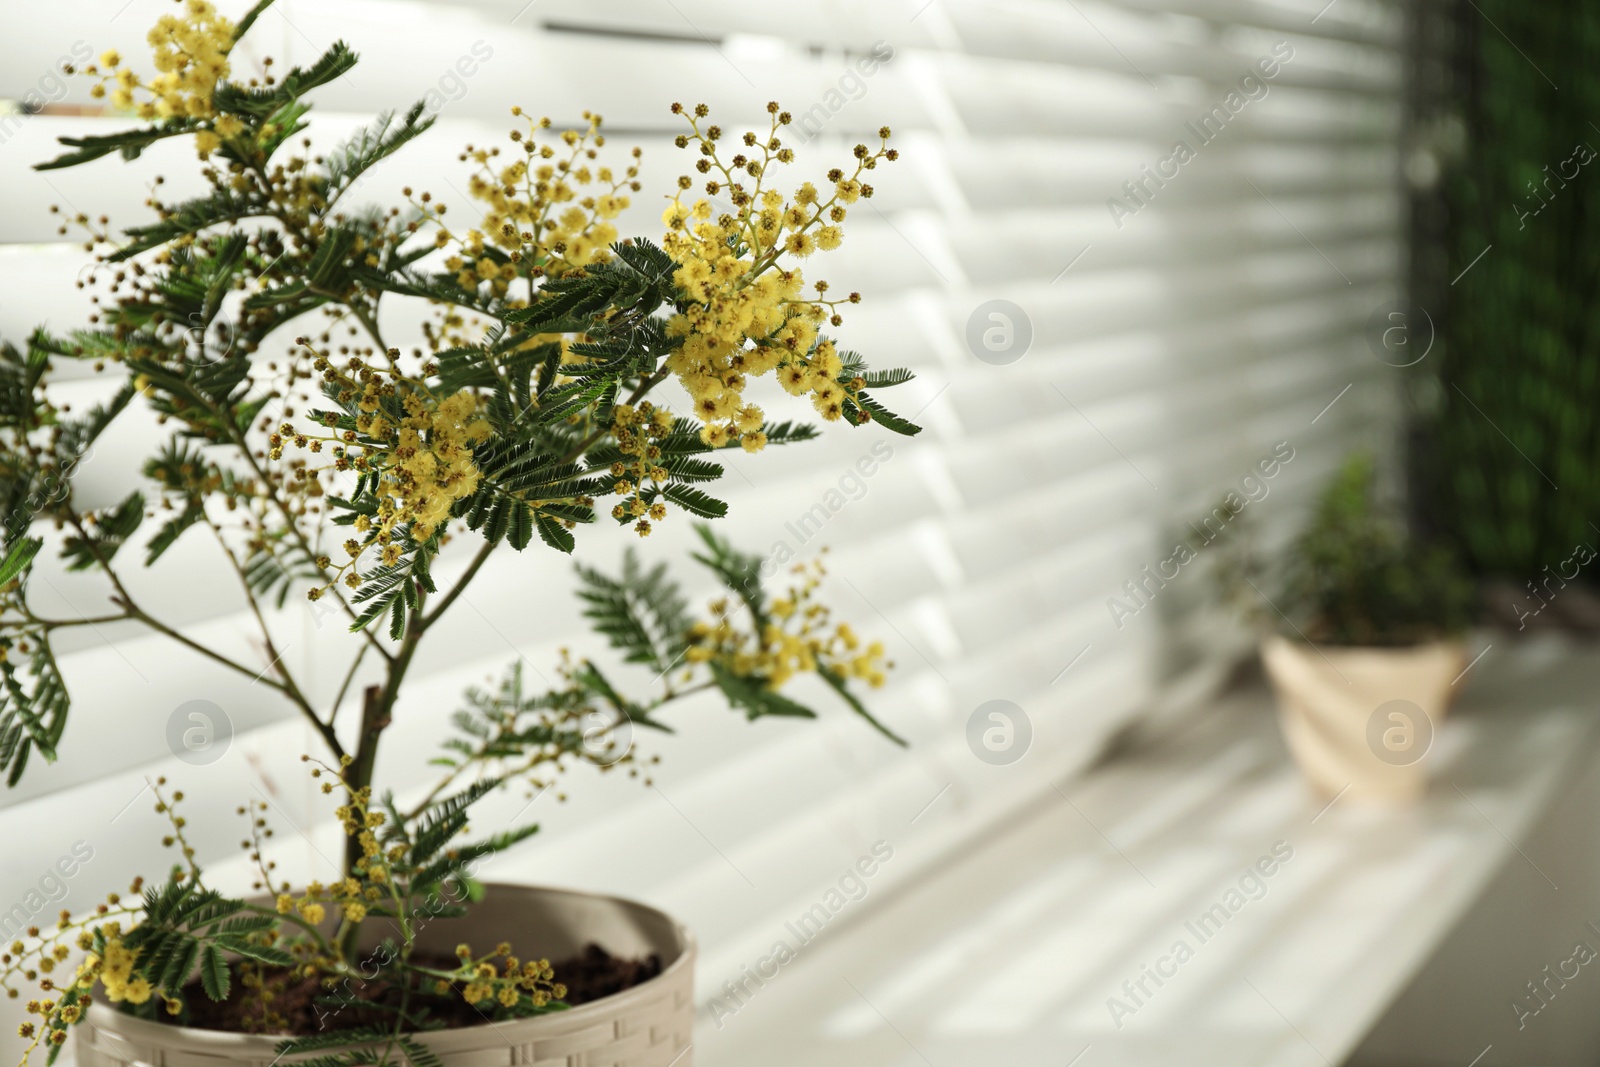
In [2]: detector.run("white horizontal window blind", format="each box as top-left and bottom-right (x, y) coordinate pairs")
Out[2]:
(0, 0), (1404, 1045)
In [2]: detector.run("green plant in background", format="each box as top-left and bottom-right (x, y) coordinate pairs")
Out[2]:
(1429, 0), (1600, 577)
(1217, 454), (1474, 646)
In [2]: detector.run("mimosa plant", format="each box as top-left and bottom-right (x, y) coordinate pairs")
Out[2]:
(0, 1), (918, 1061)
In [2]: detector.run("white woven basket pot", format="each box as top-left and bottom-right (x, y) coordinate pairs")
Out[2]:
(76, 883), (695, 1067)
(1260, 635), (1466, 804)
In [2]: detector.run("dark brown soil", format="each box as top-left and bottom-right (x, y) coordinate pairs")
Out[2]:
(164, 944), (662, 1036)
(544, 943), (663, 1005)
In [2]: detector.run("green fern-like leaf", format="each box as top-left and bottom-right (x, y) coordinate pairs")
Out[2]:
(534, 514), (575, 553)
(0, 635), (69, 786)
(817, 666), (906, 746)
(708, 662), (817, 722)
(156, 934), (201, 994)
(35, 122), (205, 172)
(575, 550), (691, 673)
(0, 537), (41, 587)
(349, 543), (436, 635)
(410, 778), (503, 866)
(659, 484), (728, 519)
(198, 944), (230, 1001)
(244, 543), (322, 609)
(506, 242), (678, 335)
(107, 186), (261, 261)
(275, 1027), (398, 1056)
(844, 391), (921, 436)
(411, 822), (540, 891)
(397, 1036), (447, 1067)
(322, 102), (437, 201)
(215, 937), (294, 967)
(61, 492), (144, 571)
(691, 524), (766, 627)
(213, 41), (358, 119)
(146, 500), (206, 566)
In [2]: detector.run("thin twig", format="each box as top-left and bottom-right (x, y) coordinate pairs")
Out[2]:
(328, 642), (371, 727)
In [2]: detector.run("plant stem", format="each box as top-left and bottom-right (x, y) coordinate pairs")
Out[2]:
(235, 157), (396, 661)
(19, 610), (133, 629)
(206, 519), (343, 757)
(238, 901), (335, 955)
(337, 600), (425, 958)
(418, 540), (494, 632)
(399, 675), (712, 823)
(552, 369), (671, 466)
(59, 511), (315, 709)
(328, 642), (370, 726)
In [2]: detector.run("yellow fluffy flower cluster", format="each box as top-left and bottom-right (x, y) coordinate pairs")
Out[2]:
(276, 872), (378, 927)
(421, 110), (639, 325)
(311, 756), (398, 886)
(266, 760), (401, 931)
(83, 0), (238, 154)
(660, 102), (896, 450)
(686, 553), (890, 688)
(277, 350), (492, 596)
(4, 876), (150, 1062)
(276, 890), (325, 926)
(364, 388), (489, 543)
(452, 944), (565, 1010)
(336, 791), (392, 883)
(95, 935), (152, 1006)
(606, 401), (676, 536)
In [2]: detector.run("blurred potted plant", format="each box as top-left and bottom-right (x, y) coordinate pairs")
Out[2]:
(0, 3), (917, 1065)
(1216, 453), (1474, 802)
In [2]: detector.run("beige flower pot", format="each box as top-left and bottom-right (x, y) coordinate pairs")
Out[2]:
(1260, 635), (1466, 804)
(76, 884), (695, 1067)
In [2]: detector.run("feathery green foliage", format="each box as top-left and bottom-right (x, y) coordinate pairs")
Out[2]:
(1216, 453), (1474, 646)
